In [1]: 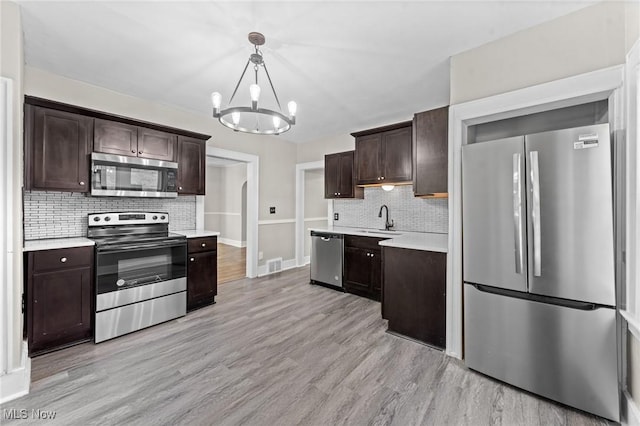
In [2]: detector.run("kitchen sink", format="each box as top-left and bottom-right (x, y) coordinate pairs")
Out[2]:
(357, 229), (402, 236)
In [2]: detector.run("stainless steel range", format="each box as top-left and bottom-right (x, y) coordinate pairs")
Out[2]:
(88, 212), (187, 343)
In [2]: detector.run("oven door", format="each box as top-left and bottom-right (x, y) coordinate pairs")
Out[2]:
(95, 240), (186, 299)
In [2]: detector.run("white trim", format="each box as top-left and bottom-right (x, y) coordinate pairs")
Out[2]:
(447, 65), (625, 360)
(303, 255), (310, 265)
(257, 258), (299, 277)
(625, 38), (640, 320)
(204, 147), (259, 278)
(0, 77), (14, 378)
(295, 160), (325, 267)
(258, 218), (296, 225)
(205, 212), (241, 216)
(622, 310), (640, 342)
(625, 390), (640, 426)
(0, 342), (30, 404)
(304, 217), (327, 222)
(217, 238), (246, 248)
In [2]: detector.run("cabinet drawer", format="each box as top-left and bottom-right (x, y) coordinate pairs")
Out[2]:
(31, 246), (94, 272)
(344, 235), (385, 251)
(188, 236), (218, 253)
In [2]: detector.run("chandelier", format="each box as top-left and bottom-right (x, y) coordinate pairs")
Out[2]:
(211, 32), (297, 135)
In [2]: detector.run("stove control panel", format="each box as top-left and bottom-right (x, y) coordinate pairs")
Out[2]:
(88, 212), (170, 226)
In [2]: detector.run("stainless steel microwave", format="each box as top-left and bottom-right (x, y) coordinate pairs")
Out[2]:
(91, 152), (178, 198)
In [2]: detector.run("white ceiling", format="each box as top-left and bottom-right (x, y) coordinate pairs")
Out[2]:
(17, 1), (597, 143)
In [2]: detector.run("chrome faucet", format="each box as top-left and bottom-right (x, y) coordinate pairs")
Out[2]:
(378, 204), (394, 230)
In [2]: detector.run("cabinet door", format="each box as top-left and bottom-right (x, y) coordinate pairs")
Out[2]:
(138, 128), (177, 161)
(94, 119), (138, 157)
(413, 107), (448, 196)
(344, 247), (371, 295)
(187, 251), (217, 310)
(29, 106), (92, 192)
(337, 151), (357, 198)
(355, 133), (382, 184)
(29, 267), (92, 355)
(177, 136), (206, 195)
(383, 247), (446, 349)
(324, 153), (340, 198)
(382, 126), (412, 182)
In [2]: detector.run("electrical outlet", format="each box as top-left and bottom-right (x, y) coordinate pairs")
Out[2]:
(269, 206), (276, 214)
(334, 213), (339, 221)
(259, 251), (264, 260)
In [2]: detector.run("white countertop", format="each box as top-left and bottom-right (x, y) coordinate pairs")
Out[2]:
(309, 226), (448, 253)
(173, 229), (221, 238)
(23, 237), (95, 252)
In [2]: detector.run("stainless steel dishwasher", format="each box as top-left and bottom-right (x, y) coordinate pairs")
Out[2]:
(310, 231), (343, 289)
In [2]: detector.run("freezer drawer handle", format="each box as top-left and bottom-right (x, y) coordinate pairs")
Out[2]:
(512, 153), (524, 274)
(530, 151), (542, 277)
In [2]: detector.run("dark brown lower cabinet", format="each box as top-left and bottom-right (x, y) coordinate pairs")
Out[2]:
(382, 247), (446, 349)
(26, 246), (94, 356)
(343, 235), (384, 301)
(187, 237), (218, 311)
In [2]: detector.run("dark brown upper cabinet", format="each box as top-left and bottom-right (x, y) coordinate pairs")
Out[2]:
(413, 106), (449, 198)
(94, 119), (177, 162)
(352, 122), (412, 186)
(24, 96), (211, 195)
(177, 136), (206, 195)
(324, 151), (363, 199)
(24, 104), (93, 192)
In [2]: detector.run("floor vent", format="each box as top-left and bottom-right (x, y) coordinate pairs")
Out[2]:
(266, 257), (283, 274)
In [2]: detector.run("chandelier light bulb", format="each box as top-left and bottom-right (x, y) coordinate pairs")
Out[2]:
(249, 84), (261, 102)
(272, 116), (281, 129)
(287, 101), (297, 116)
(231, 112), (240, 125)
(211, 92), (222, 109)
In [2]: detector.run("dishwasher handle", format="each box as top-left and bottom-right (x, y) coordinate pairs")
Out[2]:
(311, 231), (343, 240)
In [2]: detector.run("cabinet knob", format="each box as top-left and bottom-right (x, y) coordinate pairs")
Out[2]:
(60, 257), (67, 263)
(179, 187), (183, 191)
(138, 151), (143, 155)
(201, 243), (206, 247)
(370, 253), (374, 258)
(190, 257), (195, 262)
(131, 150), (136, 153)
(337, 192), (341, 196)
(79, 181), (85, 186)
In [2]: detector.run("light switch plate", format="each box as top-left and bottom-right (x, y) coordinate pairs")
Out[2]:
(334, 213), (339, 221)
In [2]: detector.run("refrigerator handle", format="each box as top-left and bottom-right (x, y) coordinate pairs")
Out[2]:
(530, 151), (542, 277)
(512, 153), (524, 274)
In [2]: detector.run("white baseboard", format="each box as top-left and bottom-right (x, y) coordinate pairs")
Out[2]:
(625, 390), (640, 426)
(217, 238), (246, 248)
(257, 258), (298, 277)
(0, 341), (30, 404)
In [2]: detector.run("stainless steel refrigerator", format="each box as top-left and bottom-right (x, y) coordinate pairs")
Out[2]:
(462, 123), (619, 421)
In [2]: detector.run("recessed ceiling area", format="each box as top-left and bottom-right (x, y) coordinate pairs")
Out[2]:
(16, 1), (598, 143)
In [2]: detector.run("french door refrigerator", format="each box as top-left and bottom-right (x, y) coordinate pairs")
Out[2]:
(462, 123), (618, 421)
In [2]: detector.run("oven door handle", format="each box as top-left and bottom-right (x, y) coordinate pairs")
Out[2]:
(97, 240), (186, 253)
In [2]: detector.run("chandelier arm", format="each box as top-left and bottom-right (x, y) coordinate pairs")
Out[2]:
(229, 58), (252, 105)
(262, 62), (283, 111)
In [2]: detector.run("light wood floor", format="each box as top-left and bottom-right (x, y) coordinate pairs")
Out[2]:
(2, 266), (611, 425)
(217, 243), (246, 285)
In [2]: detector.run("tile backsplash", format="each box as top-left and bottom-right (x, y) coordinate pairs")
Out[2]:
(23, 191), (196, 240)
(332, 186), (448, 233)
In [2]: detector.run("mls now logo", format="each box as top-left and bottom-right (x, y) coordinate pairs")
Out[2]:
(3, 409), (28, 419)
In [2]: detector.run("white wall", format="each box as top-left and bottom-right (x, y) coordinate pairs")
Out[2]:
(205, 163), (246, 245)
(303, 169), (327, 257)
(296, 132), (354, 164)
(450, 1), (638, 105)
